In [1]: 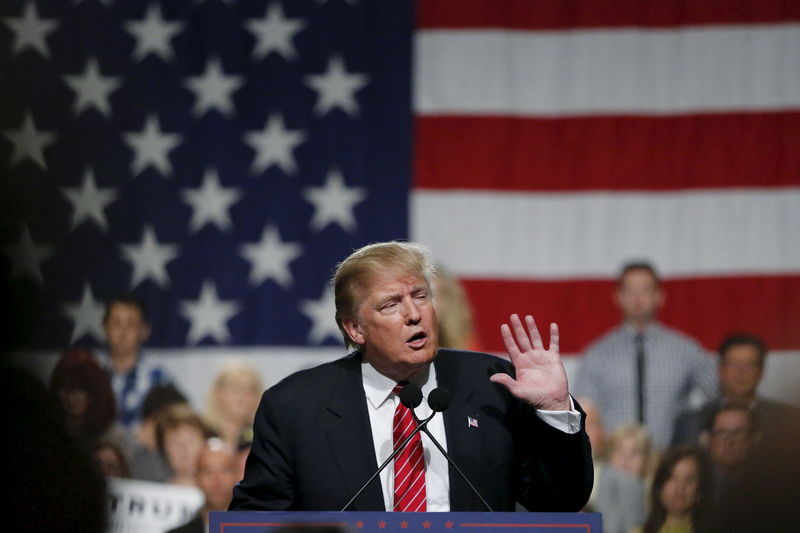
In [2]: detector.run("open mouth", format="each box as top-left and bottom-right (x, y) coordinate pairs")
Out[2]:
(406, 331), (428, 348)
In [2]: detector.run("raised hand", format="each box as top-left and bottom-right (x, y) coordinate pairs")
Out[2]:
(489, 314), (571, 411)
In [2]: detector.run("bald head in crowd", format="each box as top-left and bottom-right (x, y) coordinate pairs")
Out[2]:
(196, 439), (239, 513)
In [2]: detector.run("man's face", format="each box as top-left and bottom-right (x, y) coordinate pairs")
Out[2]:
(196, 447), (238, 511)
(343, 268), (439, 382)
(104, 303), (149, 357)
(615, 269), (663, 324)
(707, 410), (753, 469)
(719, 344), (763, 402)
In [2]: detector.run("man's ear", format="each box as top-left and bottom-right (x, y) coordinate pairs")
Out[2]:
(699, 431), (710, 448)
(139, 324), (151, 344)
(342, 319), (364, 346)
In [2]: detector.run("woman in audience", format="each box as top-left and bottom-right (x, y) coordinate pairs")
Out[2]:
(49, 347), (134, 460)
(204, 361), (263, 448)
(156, 404), (211, 486)
(92, 440), (131, 478)
(608, 424), (656, 480)
(631, 446), (712, 533)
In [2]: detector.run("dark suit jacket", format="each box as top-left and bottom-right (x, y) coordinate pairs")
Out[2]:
(229, 349), (593, 512)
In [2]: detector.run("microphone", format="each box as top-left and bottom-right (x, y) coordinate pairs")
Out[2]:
(411, 386), (495, 512)
(339, 383), (435, 512)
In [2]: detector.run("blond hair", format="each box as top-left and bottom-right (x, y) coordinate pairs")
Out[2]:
(204, 360), (264, 433)
(333, 241), (438, 349)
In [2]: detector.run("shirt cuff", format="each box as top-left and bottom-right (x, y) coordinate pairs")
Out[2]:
(535, 396), (581, 434)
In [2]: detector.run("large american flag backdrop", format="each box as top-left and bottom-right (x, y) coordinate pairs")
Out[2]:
(2, 1), (799, 395)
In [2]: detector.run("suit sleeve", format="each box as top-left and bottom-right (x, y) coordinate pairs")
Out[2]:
(229, 389), (295, 510)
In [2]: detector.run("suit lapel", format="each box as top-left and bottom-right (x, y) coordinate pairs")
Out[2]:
(434, 350), (484, 511)
(322, 353), (385, 510)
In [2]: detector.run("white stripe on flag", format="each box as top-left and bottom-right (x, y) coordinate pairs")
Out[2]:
(411, 188), (800, 279)
(415, 25), (800, 115)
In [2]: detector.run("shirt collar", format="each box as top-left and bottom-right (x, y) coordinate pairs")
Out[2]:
(361, 360), (437, 411)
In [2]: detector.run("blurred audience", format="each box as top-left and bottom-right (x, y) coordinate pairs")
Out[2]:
(607, 424), (655, 481)
(580, 398), (646, 533)
(157, 403), (212, 486)
(235, 441), (251, 483)
(632, 446), (712, 533)
(433, 266), (478, 351)
(49, 347), (135, 462)
(92, 440), (131, 479)
(574, 262), (717, 448)
(672, 333), (800, 448)
(166, 438), (239, 533)
(129, 383), (188, 482)
(96, 293), (172, 429)
(204, 361), (263, 448)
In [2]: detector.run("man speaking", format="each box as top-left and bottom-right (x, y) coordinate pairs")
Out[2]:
(230, 242), (593, 512)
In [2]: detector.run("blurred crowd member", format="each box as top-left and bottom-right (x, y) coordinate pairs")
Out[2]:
(607, 424), (655, 481)
(49, 347), (135, 461)
(432, 266), (478, 350)
(235, 441), (251, 482)
(92, 440), (131, 479)
(204, 361), (263, 448)
(672, 333), (800, 448)
(580, 399), (645, 533)
(157, 404), (211, 486)
(633, 447), (712, 533)
(700, 405), (756, 506)
(96, 293), (172, 428)
(129, 383), (187, 482)
(7, 364), (107, 532)
(574, 262), (717, 448)
(166, 438), (239, 533)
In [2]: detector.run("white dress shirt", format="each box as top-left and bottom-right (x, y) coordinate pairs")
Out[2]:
(361, 360), (581, 511)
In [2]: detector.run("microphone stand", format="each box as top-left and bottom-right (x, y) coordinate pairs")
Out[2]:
(339, 412), (436, 512)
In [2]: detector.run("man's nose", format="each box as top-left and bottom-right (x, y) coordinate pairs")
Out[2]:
(403, 297), (421, 324)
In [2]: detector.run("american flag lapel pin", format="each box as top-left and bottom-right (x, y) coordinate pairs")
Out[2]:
(467, 416), (479, 428)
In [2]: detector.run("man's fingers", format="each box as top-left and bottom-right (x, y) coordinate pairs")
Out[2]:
(510, 314), (533, 353)
(489, 372), (516, 392)
(549, 322), (559, 353)
(525, 315), (544, 351)
(500, 323), (522, 362)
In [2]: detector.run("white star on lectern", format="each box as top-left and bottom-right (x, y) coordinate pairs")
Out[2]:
(3, 3), (58, 58)
(62, 168), (118, 231)
(123, 115), (182, 176)
(125, 5), (184, 62)
(120, 226), (178, 287)
(64, 58), (121, 117)
(181, 169), (241, 232)
(239, 226), (302, 288)
(63, 283), (105, 343)
(305, 55), (368, 116)
(245, 114), (306, 175)
(180, 281), (241, 344)
(185, 58), (244, 117)
(299, 288), (342, 344)
(4, 226), (54, 285)
(246, 3), (306, 61)
(2, 113), (56, 169)
(303, 168), (366, 232)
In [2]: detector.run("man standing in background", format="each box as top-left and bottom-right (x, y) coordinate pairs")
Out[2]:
(573, 262), (717, 448)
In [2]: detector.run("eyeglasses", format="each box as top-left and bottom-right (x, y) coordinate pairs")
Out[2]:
(710, 428), (752, 440)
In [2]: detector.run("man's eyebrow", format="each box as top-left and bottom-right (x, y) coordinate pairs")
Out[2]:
(374, 292), (401, 307)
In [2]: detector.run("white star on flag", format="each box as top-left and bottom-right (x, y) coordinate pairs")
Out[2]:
(185, 58), (244, 117)
(305, 55), (369, 116)
(299, 287), (342, 344)
(181, 168), (241, 232)
(2, 113), (56, 170)
(63, 283), (106, 343)
(240, 226), (302, 288)
(303, 168), (366, 232)
(180, 280), (241, 344)
(62, 168), (118, 231)
(124, 5), (184, 62)
(63, 58), (121, 117)
(245, 114), (306, 175)
(120, 226), (179, 287)
(247, 3), (306, 61)
(4, 225), (54, 285)
(124, 114), (182, 176)
(3, 3), (58, 58)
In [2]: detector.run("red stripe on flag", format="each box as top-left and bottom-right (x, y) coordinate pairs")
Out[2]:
(418, 0), (800, 30)
(462, 275), (800, 354)
(414, 113), (800, 192)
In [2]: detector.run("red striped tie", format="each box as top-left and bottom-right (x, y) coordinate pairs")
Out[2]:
(392, 384), (427, 512)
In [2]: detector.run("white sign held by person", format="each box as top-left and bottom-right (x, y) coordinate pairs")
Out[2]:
(106, 478), (204, 533)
